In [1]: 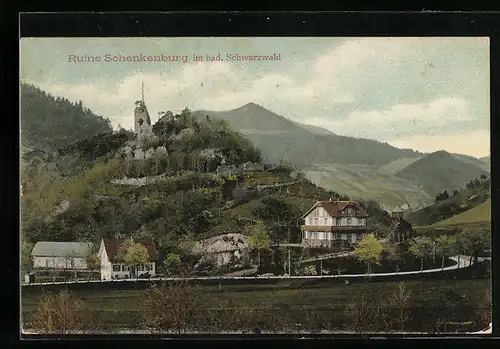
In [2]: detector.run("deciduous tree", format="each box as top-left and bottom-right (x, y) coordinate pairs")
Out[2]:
(248, 221), (270, 268)
(409, 236), (433, 271)
(163, 253), (182, 276)
(139, 279), (203, 334)
(389, 282), (412, 332)
(27, 290), (97, 334)
(354, 233), (383, 274)
(435, 235), (457, 270)
(119, 241), (150, 278)
(458, 228), (490, 265)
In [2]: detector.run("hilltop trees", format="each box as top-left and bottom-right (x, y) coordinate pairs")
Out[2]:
(354, 233), (383, 274)
(21, 83), (112, 151)
(435, 190), (450, 202)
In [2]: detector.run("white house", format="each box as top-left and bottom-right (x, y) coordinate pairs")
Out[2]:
(301, 200), (373, 247)
(31, 241), (93, 270)
(99, 237), (157, 280)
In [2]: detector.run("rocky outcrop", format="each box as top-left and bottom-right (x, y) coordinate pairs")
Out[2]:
(110, 174), (166, 187)
(116, 142), (167, 160)
(216, 161), (270, 179)
(199, 148), (227, 165)
(51, 200), (70, 216)
(169, 128), (195, 142)
(192, 233), (249, 269)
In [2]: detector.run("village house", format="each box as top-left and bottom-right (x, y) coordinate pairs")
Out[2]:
(300, 200), (373, 247)
(31, 241), (93, 269)
(98, 237), (157, 280)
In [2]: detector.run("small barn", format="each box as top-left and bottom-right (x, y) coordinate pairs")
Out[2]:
(31, 241), (93, 270)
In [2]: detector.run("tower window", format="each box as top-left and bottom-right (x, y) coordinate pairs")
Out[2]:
(138, 118), (144, 126)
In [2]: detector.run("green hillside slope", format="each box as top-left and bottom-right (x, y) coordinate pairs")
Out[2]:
(193, 103), (422, 167)
(431, 199), (490, 228)
(407, 174), (490, 227)
(395, 150), (487, 196)
(21, 83), (112, 152)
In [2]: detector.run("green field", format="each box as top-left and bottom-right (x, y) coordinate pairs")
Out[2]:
(305, 164), (433, 210)
(432, 199), (490, 228)
(22, 278), (491, 333)
(413, 199), (491, 235)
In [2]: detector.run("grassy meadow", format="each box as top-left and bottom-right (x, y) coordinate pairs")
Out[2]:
(21, 278), (491, 333)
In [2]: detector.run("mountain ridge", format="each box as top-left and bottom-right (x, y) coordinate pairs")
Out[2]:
(192, 103), (488, 209)
(395, 150), (487, 196)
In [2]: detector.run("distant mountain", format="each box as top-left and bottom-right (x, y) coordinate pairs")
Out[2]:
(376, 156), (423, 176)
(451, 153), (490, 172)
(395, 151), (488, 196)
(192, 103), (493, 209)
(292, 121), (336, 135)
(480, 156), (490, 166)
(193, 103), (434, 207)
(20, 83), (112, 152)
(193, 102), (422, 167)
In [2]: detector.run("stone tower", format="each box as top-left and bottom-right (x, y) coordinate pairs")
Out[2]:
(134, 82), (152, 134)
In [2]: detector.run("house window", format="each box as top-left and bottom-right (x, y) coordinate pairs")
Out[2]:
(45, 260), (49, 268)
(137, 265), (144, 272)
(146, 264), (152, 271)
(113, 265), (121, 272)
(313, 209), (319, 216)
(347, 218), (352, 226)
(346, 208), (355, 216)
(314, 217), (319, 225)
(323, 218), (328, 225)
(122, 265), (129, 272)
(308, 217), (313, 225)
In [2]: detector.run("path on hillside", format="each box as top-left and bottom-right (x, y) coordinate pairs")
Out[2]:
(23, 255), (474, 287)
(299, 250), (353, 264)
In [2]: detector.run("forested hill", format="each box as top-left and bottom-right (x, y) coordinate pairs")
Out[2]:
(406, 173), (490, 227)
(20, 83), (112, 152)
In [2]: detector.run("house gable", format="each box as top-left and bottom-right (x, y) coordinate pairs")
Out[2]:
(302, 201), (368, 220)
(102, 237), (157, 263)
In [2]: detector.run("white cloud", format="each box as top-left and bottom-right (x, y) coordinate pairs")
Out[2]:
(304, 97), (473, 140)
(22, 37), (489, 157)
(388, 130), (490, 158)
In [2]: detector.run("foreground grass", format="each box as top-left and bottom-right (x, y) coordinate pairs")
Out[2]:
(22, 278), (490, 332)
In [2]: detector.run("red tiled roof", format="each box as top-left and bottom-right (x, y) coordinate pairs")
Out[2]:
(103, 237), (157, 262)
(301, 200), (369, 218)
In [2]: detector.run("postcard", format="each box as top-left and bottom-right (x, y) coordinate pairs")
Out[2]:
(20, 37), (491, 335)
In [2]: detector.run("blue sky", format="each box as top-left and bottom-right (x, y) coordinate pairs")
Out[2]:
(20, 37), (490, 158)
